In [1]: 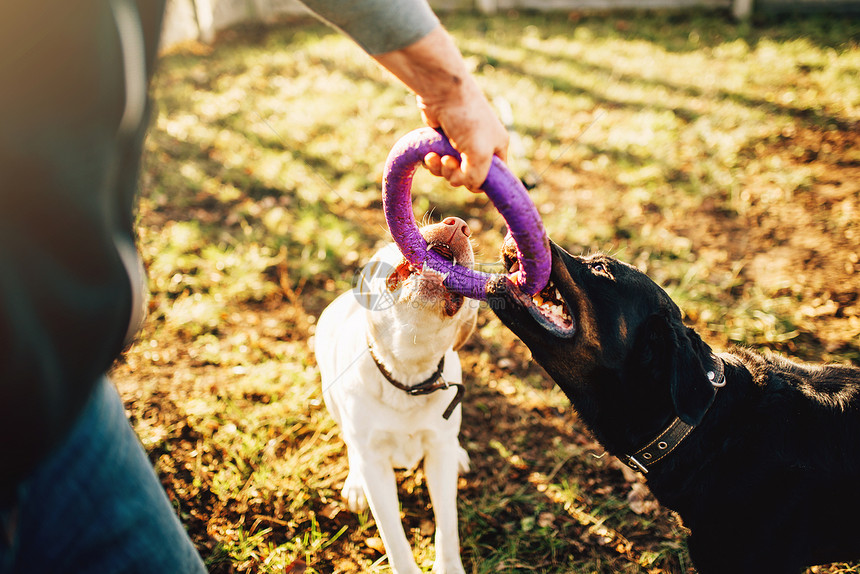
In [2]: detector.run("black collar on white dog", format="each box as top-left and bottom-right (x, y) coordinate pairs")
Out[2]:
(367, 341), (464, 420)
(624, 354), (726, 474)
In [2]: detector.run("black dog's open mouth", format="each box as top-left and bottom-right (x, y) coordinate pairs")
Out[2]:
(502, 249), (576, 338)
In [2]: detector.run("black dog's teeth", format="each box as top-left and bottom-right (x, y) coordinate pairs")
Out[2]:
(531, 280), (572, 326)
(502, 252), (572, 328)
(502, 251), (519, 274)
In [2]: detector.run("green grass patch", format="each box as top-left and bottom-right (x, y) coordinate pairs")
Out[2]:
(113, 9), (859, 573)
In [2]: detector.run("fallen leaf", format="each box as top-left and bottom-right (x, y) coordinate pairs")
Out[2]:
(537, 512), (555, 528)
(627, 482), (658, 515)
(365, 536), (385, 554)
(319, 503), (340, 520)
(420, 519), (435, 536)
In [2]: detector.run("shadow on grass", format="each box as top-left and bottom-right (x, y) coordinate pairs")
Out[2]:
(446, 9), (857, 52)
(122, 10), (860, 574)
(461, 40), (852, 132)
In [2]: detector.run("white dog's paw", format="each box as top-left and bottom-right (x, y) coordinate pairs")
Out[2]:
(432, 560), (466, 574)
(341, 472), (368, 513)
(456, 446), (470, 475)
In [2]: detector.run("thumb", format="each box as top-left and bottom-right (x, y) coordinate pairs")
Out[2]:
(459, 153), (492, 193)
(494, 143), (508, 164)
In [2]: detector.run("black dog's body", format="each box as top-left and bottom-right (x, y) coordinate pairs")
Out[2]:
(488, 240), (860, 573)
(653, 349), (860, 572)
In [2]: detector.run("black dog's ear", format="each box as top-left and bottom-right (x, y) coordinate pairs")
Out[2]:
(628, 312), (715, 426)
(669, 323), (716, 425)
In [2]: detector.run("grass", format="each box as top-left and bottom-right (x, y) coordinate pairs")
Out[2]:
(112, 9), (859, 573)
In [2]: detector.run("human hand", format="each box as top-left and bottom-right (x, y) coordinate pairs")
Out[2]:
(374, 26), (509, 191)
(418, 76), (509, 191)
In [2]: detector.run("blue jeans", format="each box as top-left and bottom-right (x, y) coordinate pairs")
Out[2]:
(0, 377), (207, 574)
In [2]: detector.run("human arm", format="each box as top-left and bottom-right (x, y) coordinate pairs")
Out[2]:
(373, 26), (509, 190)
(300, 0), (508, 190)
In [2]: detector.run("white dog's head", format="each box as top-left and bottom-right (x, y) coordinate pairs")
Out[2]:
(356, 217), (478, 351)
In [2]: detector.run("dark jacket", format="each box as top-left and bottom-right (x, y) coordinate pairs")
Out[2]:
(0, 0), (164, 497)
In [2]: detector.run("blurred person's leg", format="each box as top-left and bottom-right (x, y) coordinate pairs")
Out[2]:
(0, 377), (207, 574)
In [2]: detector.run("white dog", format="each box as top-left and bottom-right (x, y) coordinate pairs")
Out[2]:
(315, 217), (478, 574)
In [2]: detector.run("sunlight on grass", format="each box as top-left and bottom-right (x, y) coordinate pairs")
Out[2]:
(112, 9), (860, 573)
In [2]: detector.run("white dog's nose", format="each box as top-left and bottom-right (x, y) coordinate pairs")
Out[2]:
(419, 216), (475, 267)
(441, 216), (471, 239)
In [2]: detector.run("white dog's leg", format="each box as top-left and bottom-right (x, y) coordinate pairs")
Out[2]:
(424, 444), (467, 574)
(456, 445), (470, 475)
(357, 459), (422, 574)
(341, 447), (369, 513)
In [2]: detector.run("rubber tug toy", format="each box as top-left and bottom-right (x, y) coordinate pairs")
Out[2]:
(382, 127), (551, 301)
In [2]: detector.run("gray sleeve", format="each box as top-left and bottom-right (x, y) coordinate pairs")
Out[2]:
(299, 0), (440, 55)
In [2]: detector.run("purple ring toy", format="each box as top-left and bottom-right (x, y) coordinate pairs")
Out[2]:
(382, 128), (551, 301)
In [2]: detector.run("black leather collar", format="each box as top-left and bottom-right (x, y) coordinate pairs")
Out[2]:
(624, 354), (726, 474)
(367, 341), (464, 420)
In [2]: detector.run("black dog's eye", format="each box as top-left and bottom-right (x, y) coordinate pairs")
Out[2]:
(589, 261), (611, 276)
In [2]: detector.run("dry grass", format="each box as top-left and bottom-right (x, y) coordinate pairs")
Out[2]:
(113, 9), (858, 573)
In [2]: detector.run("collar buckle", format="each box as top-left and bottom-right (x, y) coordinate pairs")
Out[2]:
(626, 455), (650, 474)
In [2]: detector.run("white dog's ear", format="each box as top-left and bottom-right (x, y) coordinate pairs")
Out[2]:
(452, 303), (478, 351)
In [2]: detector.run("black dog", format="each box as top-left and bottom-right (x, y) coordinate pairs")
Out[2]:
(487, 237), (860, 573)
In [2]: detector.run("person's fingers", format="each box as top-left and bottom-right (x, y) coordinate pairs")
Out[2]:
(440, 154), (463, 184)
(425, 151), (491, 192)
(458, 152), (491, 192)
(423, 152), (443, 177)
(424, 152), (471, 189)
(494, 142), (508, 164)
(423, 121), (508, 192)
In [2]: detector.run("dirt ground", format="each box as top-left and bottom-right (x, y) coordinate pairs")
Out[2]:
(688, 124), (859, 356)
(109, 12), (859, 568)
(112, 114), (858, 573)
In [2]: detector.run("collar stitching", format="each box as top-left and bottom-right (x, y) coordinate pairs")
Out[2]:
(625, 354), (725, 474)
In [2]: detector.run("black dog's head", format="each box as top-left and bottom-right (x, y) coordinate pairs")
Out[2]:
(488, 237), (719, 453)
